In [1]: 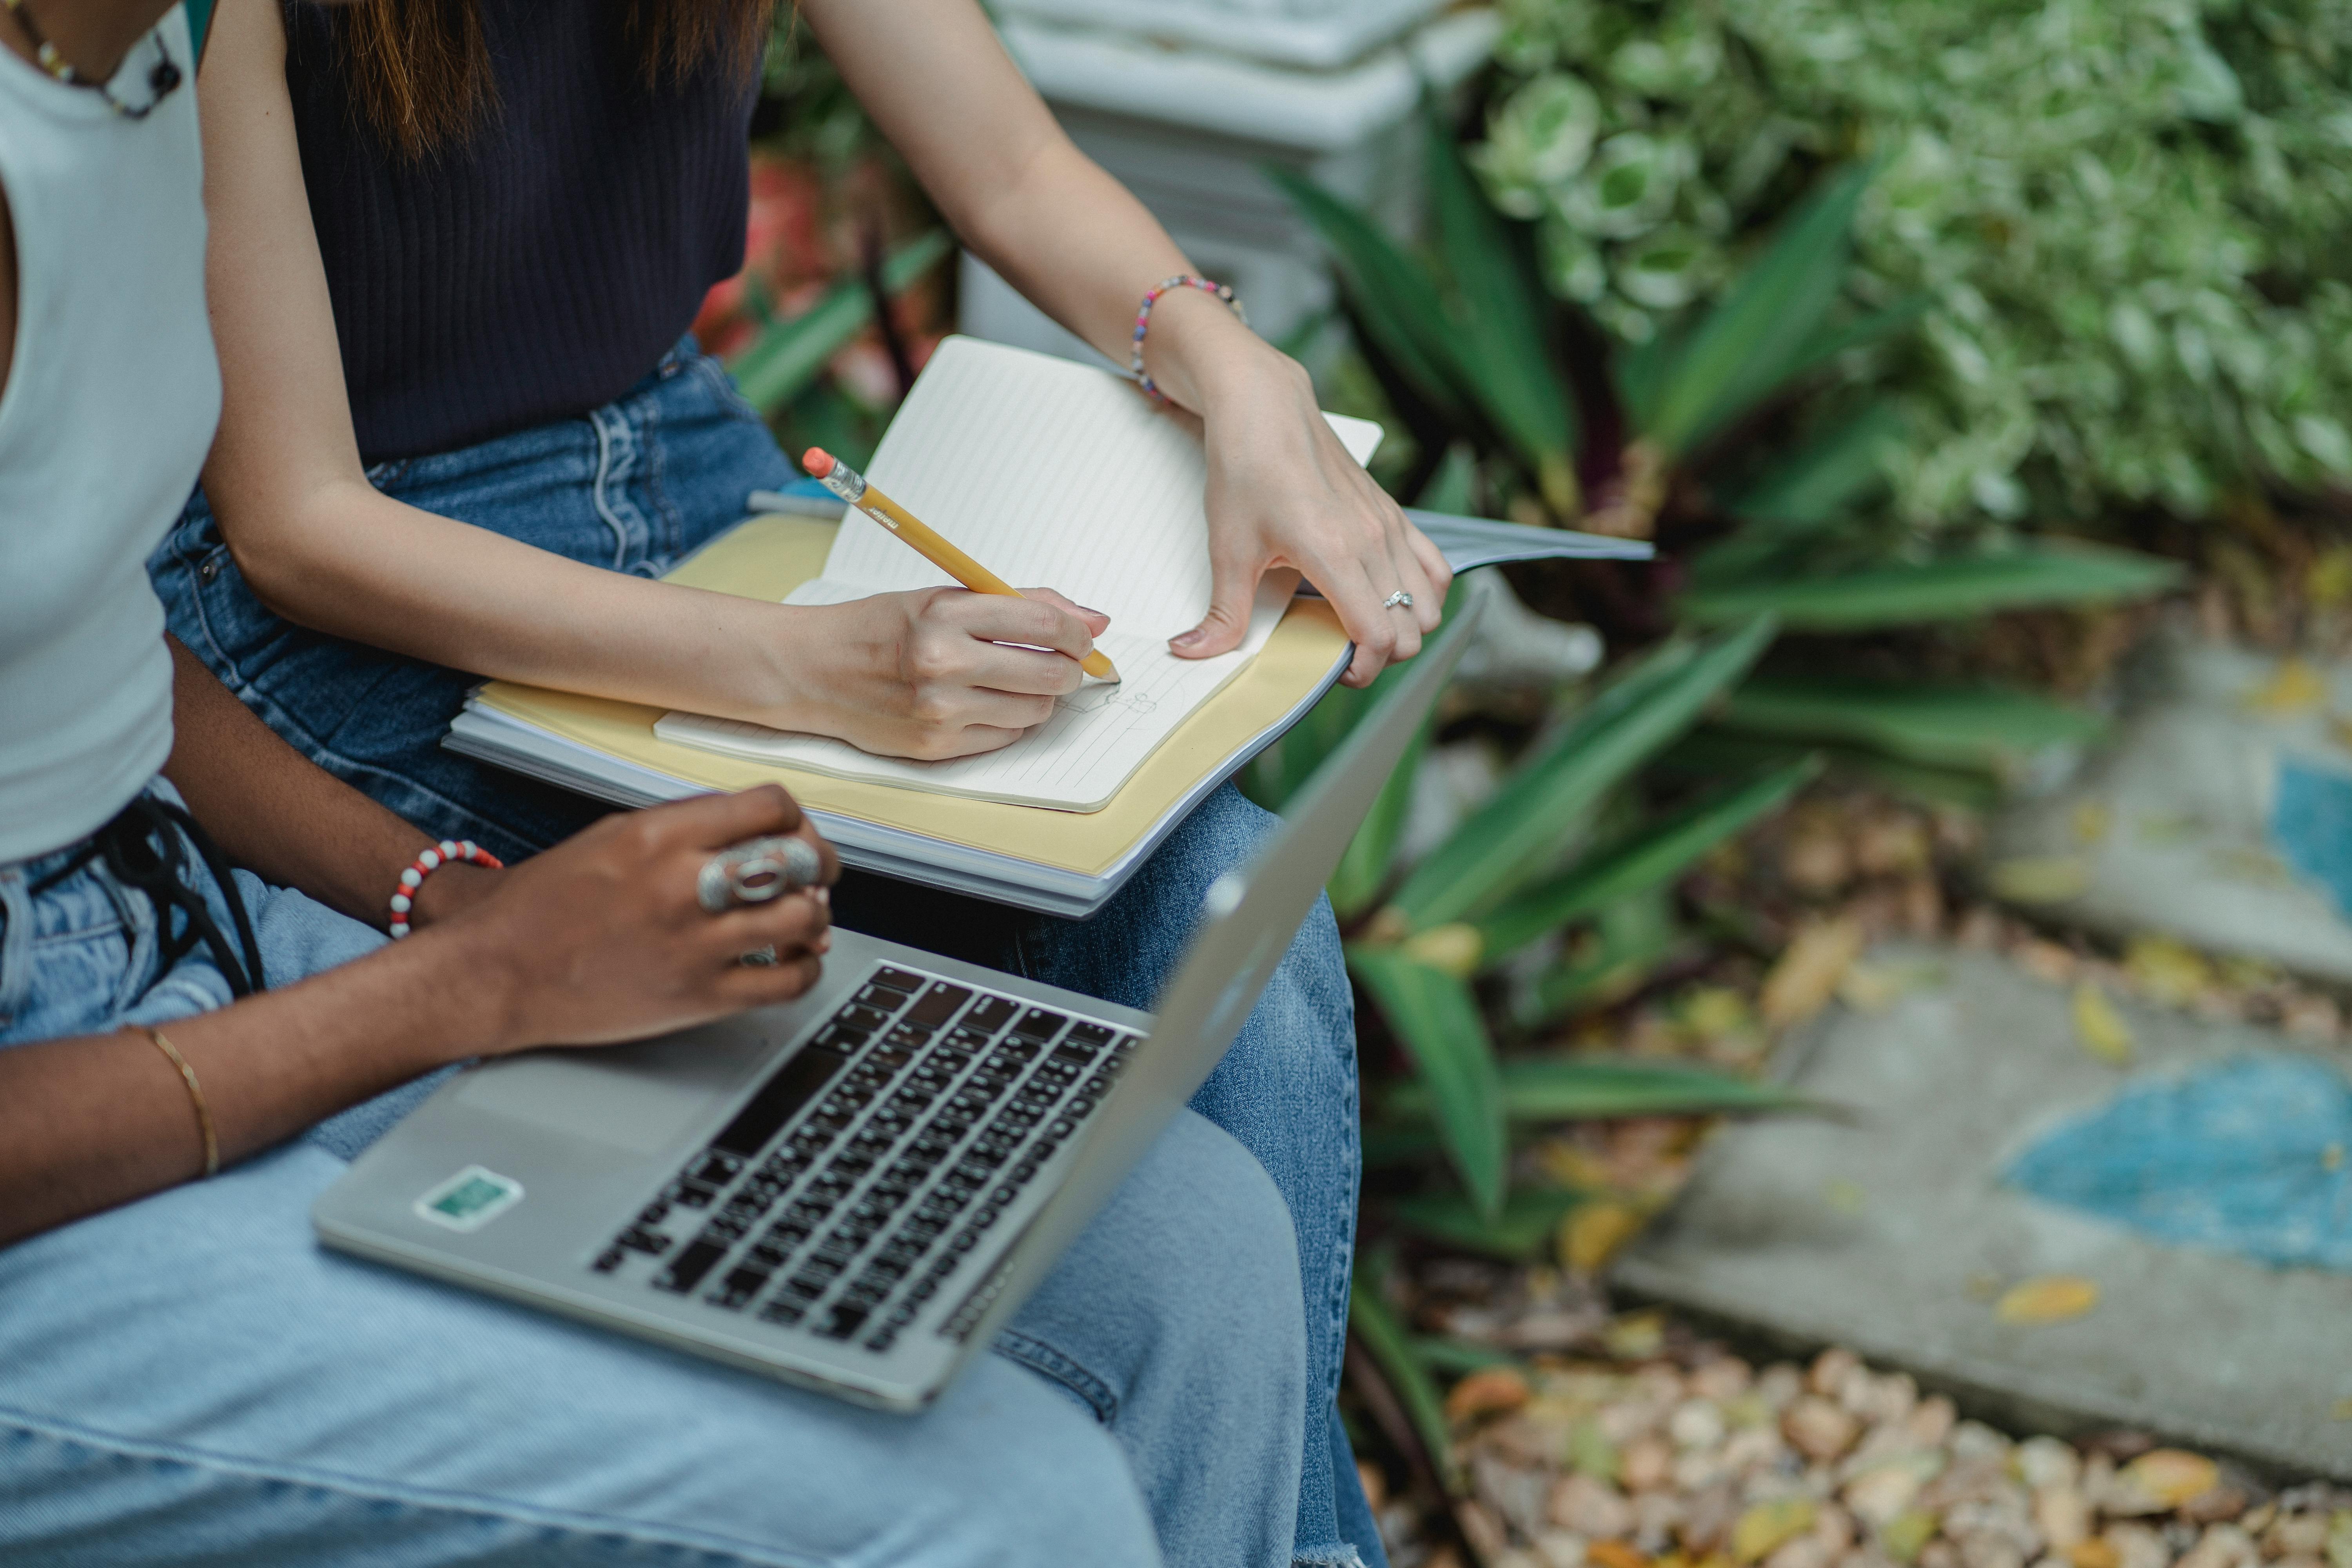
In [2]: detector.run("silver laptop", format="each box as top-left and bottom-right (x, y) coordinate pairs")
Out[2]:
(314, 595), (1482, 1410)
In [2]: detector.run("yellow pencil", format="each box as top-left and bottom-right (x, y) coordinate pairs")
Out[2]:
(801, 447), (1119, 682)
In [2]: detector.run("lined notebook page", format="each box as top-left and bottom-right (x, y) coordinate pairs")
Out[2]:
(657, 337), (1380, 812)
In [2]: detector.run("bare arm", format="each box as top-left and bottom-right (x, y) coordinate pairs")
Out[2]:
(162, 635), (493, 928)
(1, 786), (838, 1247)
(801, 0), (1452, 685)
(195, 0), (1103, 761)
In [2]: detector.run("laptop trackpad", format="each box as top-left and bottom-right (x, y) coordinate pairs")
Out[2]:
(452, 1025), (772, 1156)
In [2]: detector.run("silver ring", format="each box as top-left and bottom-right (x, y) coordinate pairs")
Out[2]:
(1382, 590), (1414, 610)
(698, 835), (823, 915)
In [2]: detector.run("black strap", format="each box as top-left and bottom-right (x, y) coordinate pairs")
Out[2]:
(31, 794), (267, 999)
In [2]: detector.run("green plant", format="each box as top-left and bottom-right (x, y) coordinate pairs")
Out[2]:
(1255, 607), (1799, 1219)
(1267, 123), (2185, 1229)
(1474, 0), (2352, 524)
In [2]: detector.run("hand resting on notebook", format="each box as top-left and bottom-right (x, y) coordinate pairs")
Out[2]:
(1149, 301), (1454, 689)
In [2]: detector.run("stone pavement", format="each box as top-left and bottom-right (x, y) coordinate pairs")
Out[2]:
(1613, 944), (2352, 1479)
(1993, 628), (2352, 985)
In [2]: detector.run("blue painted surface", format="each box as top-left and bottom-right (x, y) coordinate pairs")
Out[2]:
(2006, 1053), (2352, 1271)
(2273, 759), (2352, 918)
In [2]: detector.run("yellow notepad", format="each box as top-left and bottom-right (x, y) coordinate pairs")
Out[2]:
(450, 515), (1352, 916)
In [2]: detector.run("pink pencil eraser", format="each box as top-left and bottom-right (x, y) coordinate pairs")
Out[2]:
(801, 447), (835, 478)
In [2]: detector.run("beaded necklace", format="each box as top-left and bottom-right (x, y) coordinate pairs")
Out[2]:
(0, 0), (181, 120)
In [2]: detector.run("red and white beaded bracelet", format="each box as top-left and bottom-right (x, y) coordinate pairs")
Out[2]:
(1129, 274), (1246, 401)
(387, 839), (504, 938)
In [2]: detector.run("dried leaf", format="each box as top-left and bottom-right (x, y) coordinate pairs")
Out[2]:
(2114, 1450), (2220, 1510)
(2327, 1510), (2352, 1568)
(1838, 960), (1946, 1013)
(1602, 1309), (1666, 1360)
(1732, 1497), (1819, 1563)
(2123, 934), (2212, 1007)
(2073, 984), (2135, 1065)
(1991, 855), (2092, 904)
(1883, 1510), (1940, 1563)
(1994, 1274), (2101, 1324)
(2245, 657), (2328, 716)
(1570, 1416), (1622, 1481)
(1402, 921), (1486, 978)
(1761, 916), (1865, 1027)
(1560, 1199), (1645, 1272)
(1445, 1365), (1532, 1427)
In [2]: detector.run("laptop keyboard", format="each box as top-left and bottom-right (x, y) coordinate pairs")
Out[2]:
(588, 965), (1138, 1355)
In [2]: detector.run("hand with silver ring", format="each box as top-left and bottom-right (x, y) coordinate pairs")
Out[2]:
(1381, 590), (1414, 611)
(698, 834), (825, 914)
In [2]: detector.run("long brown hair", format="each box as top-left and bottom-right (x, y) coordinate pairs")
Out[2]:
(336, 1), (777, 161)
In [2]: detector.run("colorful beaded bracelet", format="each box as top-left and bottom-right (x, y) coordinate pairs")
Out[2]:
(388, 840), (505, 939)
(1129, 275), (1247, 401)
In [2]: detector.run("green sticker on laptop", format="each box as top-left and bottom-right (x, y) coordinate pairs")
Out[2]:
(415, 1165), (525, 1232)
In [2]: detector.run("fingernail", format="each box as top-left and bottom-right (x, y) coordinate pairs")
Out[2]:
(1080, 605), (1107, 619)
(1169, 628), (1203, 650)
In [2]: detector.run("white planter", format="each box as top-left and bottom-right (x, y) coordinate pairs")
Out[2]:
(963, 7), (1499, 369)
(991, 0), (1457, 71)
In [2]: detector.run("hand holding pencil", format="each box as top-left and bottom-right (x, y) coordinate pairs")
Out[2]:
(802, 448), (1120, 684)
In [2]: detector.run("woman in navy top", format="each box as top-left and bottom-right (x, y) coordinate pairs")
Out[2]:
(162, 6), (1443, 1561)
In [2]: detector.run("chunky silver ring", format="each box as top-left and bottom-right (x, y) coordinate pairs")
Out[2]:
(1382, 590), (1414, 610)
(697, 835), (823, 915)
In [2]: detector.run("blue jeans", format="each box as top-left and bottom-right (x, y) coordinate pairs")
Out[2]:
(152, 338), (1379, 1567)
(0, 782), (1307, 1566)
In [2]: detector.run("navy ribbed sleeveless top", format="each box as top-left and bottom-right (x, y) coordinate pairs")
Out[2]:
(285, 2), (757, 463)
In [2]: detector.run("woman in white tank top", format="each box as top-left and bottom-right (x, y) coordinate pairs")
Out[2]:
(0, 5), (1305, 1563)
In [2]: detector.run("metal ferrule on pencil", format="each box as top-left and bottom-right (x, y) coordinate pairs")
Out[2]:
(814, 462), (870, 508)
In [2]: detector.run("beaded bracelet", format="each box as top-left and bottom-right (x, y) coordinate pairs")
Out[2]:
(388, 840), (505, 938)
(1129, 275), (1247, 401)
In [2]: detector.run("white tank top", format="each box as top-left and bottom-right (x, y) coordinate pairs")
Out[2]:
(0, 11), (218, 862)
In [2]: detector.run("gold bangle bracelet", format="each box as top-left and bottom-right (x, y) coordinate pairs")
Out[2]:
(136, 1025), (218, 1179)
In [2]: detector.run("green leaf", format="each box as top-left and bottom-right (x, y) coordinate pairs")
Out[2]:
(1417, 442), (1482, 516)
(1423, 109), (1581, 511)
(1350, 947), (1508, 1220)
(1657, 728), (2001, 811)
(1241, 679), (1378, 812)
(728, 229), (953, 414)
(1679, 542), (2181, 630)
(1519, 918), (1682, 1024)
(1329, 572), (1482, 916)
(1715, 676), (2104, 774)
(1474, 757), (1820, 963)
(1724, 404), (1907, 527)
(1777, 294), (1932, 386)
(1330, 708), (1431, 918)
(1387, 615), (1779, 929)
(1348, 1277), (1460, 1493)
(1267, 165), (1472, 426)
(1637, 161), (1879, 455)
(1388, 1055), (1819, 1121)
(1392, 1187), (1586, 1260)
(1411, 1335), (1524, 1376)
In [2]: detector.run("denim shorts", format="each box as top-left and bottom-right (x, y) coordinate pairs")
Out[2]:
(148, 336), (1377, 1565)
